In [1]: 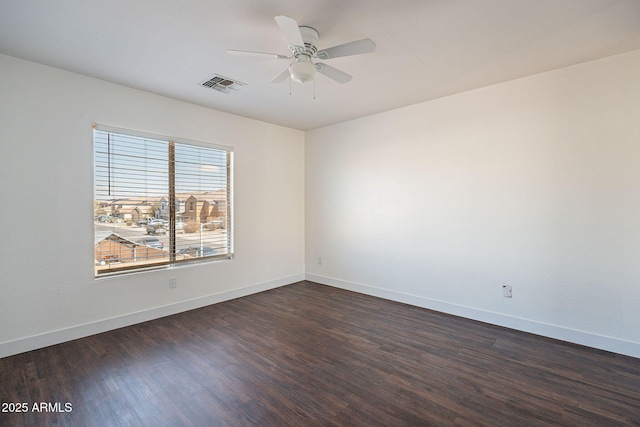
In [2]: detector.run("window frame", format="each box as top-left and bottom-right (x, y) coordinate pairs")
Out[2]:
(93, 124), (234, 277)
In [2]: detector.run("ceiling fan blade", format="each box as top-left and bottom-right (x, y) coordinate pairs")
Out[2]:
(316, 63), (352, 84)
(227, 49), (290, 59)
(316, 38), (376, 60)
(274, 15), (304, 48)
(271, 67), (291, 84)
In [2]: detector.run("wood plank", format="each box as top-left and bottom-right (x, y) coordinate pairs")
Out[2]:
(1, 281), (639, 426)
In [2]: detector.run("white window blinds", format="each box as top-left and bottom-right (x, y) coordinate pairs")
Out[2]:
(93, 125), (233, 276)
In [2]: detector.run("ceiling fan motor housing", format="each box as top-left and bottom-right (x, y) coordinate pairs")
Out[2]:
(292, 26), (319, 56)
(289, 26), (319, 83)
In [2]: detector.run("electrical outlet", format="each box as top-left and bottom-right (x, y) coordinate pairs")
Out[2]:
(502, 285), (512, 298)
(317, 257), (322, 265)
(169, 278), (177, 289)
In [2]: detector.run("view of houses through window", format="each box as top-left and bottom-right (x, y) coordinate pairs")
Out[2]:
(93, 125), (233, 276)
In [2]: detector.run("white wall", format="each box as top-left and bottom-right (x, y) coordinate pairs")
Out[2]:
(306, 49), (640, 358)
(0, 54), (305, 357)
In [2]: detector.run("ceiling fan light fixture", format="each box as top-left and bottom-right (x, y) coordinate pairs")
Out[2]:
(289, 56), (316, 83)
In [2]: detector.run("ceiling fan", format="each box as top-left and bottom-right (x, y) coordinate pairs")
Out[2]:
(228, 15), (376, 84)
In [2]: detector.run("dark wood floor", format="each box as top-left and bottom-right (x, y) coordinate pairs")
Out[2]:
(1, 281), (639, 426)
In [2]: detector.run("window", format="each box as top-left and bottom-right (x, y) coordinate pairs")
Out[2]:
(93, 124), (233, 276)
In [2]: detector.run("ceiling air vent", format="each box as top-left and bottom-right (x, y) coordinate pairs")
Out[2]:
(200, 74), (246, 94)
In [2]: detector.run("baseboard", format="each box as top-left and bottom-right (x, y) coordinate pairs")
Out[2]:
(305, 273), (640, 359)
(0, 274), (304, 359)
(5, 273), (637, 360)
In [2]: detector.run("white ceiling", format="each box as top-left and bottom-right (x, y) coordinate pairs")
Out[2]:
(2, 0), (640, 131)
